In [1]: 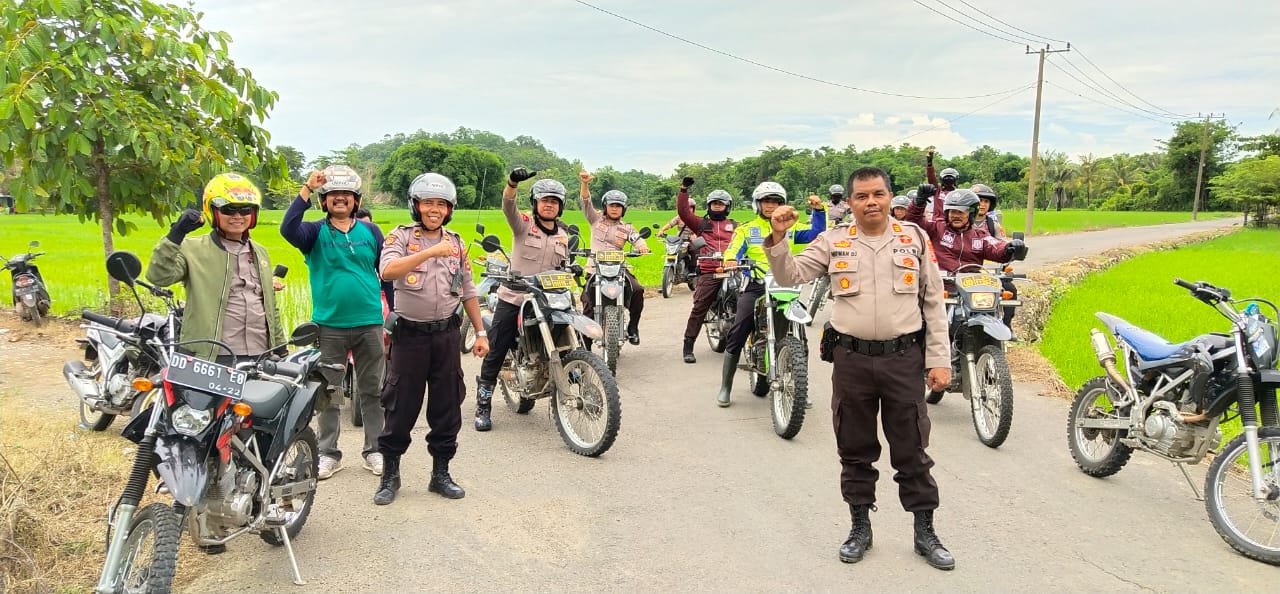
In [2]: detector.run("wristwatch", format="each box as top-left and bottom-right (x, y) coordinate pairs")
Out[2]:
(476, 330), (488, 337)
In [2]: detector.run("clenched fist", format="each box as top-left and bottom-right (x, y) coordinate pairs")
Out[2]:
(509, 168), (536, 185)
(579, 171), (595, 184)
(424, 240), (457, 260)
(807, 195), (823, 210)
(769, 205), (799, 244)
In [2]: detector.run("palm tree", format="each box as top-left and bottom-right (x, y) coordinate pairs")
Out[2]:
(1041, 151), (1076, 210)
(1105, 153), (1145, 200)
(1076, 153), (1102, 206)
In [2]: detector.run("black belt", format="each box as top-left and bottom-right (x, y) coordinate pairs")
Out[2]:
(400, 315), (460, 334)
(836, 331), (922, 357)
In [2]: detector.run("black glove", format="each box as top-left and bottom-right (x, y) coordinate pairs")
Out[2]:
(166, 208), (204, 244)
(681, 176), (695, 190)
(508, 168), (537, 185)
(916, 184), (936, 205)
(1006, 239), (1028, 261)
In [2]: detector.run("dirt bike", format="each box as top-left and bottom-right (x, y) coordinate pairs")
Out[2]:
(927, 261), (1026, 448)
(575, 225), (652, 376)
(460, 245), (506, 354)
(90, 252), (338, 593)
(723, 259), (812, 439)
(659, 229), (696, 298)
(689, 237), (741, 354)
(3, 240), (50, 325)
(476, 233), (621, 457)
(803, 275), (831, 327)
(1068, 278), (1280, 564)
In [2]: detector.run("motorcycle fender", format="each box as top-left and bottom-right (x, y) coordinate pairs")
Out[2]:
(784, 300), (812, 325)
(556, 311), (603, 340)
(154, 435), (212, 507)
(267, 384), (319, 462)
(20, 293), (37, 306)
(1261, 369), (1280, 387)
(599, 279), (623, 301)
(967, 314), (1013, 342)
(120, 411), (149, 444)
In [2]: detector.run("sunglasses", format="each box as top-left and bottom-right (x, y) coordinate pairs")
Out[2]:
(218, 204), (256, 216)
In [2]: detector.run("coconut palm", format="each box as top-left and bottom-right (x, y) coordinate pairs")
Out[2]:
(1041, 151), (1076, 210)
(1105, 153), (1145, 199)
(1076, 153), (1102, 207)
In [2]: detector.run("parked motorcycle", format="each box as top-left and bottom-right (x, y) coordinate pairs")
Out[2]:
(476, 233), (621, 457)
(803, 275), (831, 326)
(723, 258), (812, 439)
(659, 228), (696, 298)
(91, 251), (336, 593)
(3, 240), (50, 325)
(460, 225), (507, 354)
(1068, 278), (1280, 564)
(577, 225), (651, 375)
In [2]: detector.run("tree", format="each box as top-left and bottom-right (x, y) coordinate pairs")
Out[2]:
(1076, 153), (1102, 207)
(1041, 151), (1076, 210)
(373, 140), (505, 209)
(1209, 155), (1280, 218)
(1, 0), (284, 297)
(1155, 119), (1235, 211)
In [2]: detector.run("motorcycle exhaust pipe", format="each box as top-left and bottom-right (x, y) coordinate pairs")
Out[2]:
(63, 360), (102, 401)
(1090, 329), (1132, 394)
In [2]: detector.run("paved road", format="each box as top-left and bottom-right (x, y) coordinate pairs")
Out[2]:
(187, 218), (1280, 593)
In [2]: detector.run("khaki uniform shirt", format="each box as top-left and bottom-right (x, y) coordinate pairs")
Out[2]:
(220, 237), (269, 356)
(765, 221), (950, 369)
(498, 194), (570, 305)
(826, 200), (852, 226)
(381, 225), (476, 322)
(581, 197), (652, 255)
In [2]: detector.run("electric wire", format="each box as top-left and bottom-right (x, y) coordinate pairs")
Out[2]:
(954, 0), (1068, 44)
(1072, 47), (1197, 118)
(889, 83), (1036, 145)
(910, 0), (1024, 46)
(933, 0), (1045, 46)
(1042, 80), (1170, 124)
(1050, 54), (1181, 120)
(1045, 56), (1179, 121)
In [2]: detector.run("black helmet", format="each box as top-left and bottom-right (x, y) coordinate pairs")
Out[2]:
(970, 184), (998, 210)
(942, 189), (981, 226)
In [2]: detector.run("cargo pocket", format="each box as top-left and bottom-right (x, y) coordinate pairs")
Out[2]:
(401, 268), (428, 292)
(522, 236), (544, 263)
(892, 253), (921, 294)
(829, 264), (859, 297)
(916, 400), (932, 449)
(380, 372), (400, 412)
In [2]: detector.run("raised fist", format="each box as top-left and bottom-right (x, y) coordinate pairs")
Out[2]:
(509, 168), (536, 184)
(579, 171), (595, 184)
(916, 184), (936, 204)
(681, 176), (695, 189)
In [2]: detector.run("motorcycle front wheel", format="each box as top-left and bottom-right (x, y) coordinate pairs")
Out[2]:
(552, 350), (621, 457)
(1066, 376), (1133, 477)
(603, 305), (623, 376)
(460, 322), (476, 354)
(1204, 427), (1280, 565)
(344, 360), (362, 428)
(771, 336), (808, 439)
(970, 345), (1013, 448)
(706, 311), (728, 354)
(260, 427), (319, 545)
(661, 267), (673, 299)
(119, 502), (181, 594)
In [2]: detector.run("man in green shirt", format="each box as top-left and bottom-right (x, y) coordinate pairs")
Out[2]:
(281, 165), (387, 480)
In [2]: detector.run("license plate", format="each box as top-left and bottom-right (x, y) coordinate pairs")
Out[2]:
(596, 250), (626, 263)
(714, 272), (731, 279)
(166, 353), (246, 398)
(959, 275), (1001, 289)
(536, 272), (574, 291)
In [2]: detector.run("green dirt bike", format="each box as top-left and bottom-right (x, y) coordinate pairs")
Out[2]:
(725, 259), (813, 439)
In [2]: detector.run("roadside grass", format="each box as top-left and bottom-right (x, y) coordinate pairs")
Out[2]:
(1038, 229), (1280, 441)
(998, 208), (1236, 235)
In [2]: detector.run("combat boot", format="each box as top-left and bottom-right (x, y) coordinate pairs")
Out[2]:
(372, 455), (401, 506)
(428, 457), (466, 499)
(913, 510), (955, 570)
(715, 352), (739, 408)
(474, 380), (494, 432)
(838, 503), (874, 563)
(682, 337), (696, 364)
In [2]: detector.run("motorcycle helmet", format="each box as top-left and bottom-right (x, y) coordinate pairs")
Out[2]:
(317, 164), (362, 213)
(942, 189), (981, 226)
(751, 181), (787, 215)
(906, 189), (919, 202)
(408, 172), (457, 226)
(202, 172), (262, 230)
(828, 184), (845, 202)
(939, 167), (959, 187)
(602, 189), (628, 218)
(529, 178), (566, 219)
(970, 183), (998, 210)
(706, 189), (733, 210)
(891, 195), (911, 210)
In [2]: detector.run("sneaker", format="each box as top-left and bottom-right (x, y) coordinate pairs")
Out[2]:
(363, 452), (384, 476)
(317, 455), (343, 480)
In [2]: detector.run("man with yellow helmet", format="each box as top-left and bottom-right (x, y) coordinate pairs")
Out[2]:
(145, 172), (285, 362)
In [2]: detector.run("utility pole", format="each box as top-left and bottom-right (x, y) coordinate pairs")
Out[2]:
(1191, 113), (1225, 221)
(1024, 43), (1071, 235)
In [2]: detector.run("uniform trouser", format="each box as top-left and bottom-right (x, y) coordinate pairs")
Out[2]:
(478, 300), (521, 387)
(378, 321), (464, 461)
(683, 272), (722, 340)
(723, 280), (764, 356)
(315, 324), (385, 461)
(832, 342), (940, 512)
(581, 270), (644, 333)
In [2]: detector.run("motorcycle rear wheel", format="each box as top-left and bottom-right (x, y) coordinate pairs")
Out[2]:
(1066, 376), (1133, 477)
(344, 360), (362, 427)
(661, 267), (673, 299)
(261, 427), (319, 545)
(603, 305), (622, 376)
(79, 361), (116, 431)
(771, 336), (808, 439)
(706, 312), (728, 354)
(120, 502), (181, 594)
(500, 377), (536, 414)
(460, 323), (476, 354)
(552, 350), (621, 457)
(1204, 427), (1280, 565)
(970, 345), (1013, 448)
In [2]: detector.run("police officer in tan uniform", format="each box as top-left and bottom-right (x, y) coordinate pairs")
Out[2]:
(474, 168), (572, 431)
(764, 166), (956, 571)
(373, 172), (489, 506)
(578, 171), (650, 345)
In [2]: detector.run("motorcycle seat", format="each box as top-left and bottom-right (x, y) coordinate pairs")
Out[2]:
(240, 379), (290, 422)
(1097, 313), (1196, 362)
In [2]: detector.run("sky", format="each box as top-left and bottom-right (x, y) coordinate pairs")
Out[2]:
(193, 0), (1280, 175)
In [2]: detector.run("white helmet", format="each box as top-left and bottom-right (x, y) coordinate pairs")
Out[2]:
(891, 195), (911, 210)
(751, 181), (787, 215)
(828, 184), (845, 196)
(318, 164), (362, 213)
(408, 172), (457, 225)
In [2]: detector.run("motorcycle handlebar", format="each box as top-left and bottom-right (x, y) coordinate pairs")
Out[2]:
(260, 360), (304, 379)
(1174, 278), (1196, 290)
(81, 310), (136, 334)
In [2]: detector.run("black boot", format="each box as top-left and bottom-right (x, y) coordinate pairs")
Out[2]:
(474, 381), (493, 432)
(428, 457), (466, 499)
(372, 454), (401, 506)
(715, 352), (739, 408)
(627, 326), (640, 345)
(913, 510), (955, 570)
(682, 337), (696, 364)
(839, 503), (874, 563)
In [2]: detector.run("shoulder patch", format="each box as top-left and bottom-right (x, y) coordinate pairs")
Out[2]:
(386, 232), (398, 246)
(521, 213), (531, 222)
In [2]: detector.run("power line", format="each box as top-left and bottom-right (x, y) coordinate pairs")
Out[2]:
(1072, 47), (1197, 119)
(954, 0), (1067, 44)
(910, 0), (1024, 46)
(1050, 54), (1181, 120)
(890, 84), (1035, 145)
(572, 0), (1032, 100)
(933, 0), (1044, 46)
(1042, 80), (1170, 124)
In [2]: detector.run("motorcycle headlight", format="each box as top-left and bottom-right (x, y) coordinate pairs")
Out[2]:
(968, 292), (997, 310)
(172, 404), (213, 436)
(545, 291), (574, 311)
(598, 263), (622, 277)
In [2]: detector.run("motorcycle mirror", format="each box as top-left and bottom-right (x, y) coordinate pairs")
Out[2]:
(651, 223), (660, 229)
(288, 322), (320, 346)
(1012, 231), (1024, 241)
(28, 240), (39, 249)
(273, 264), (288, 278)
(637, 227), (652, 239)
(567, 224), (580, 236)
(475, 223), (485, 235)
(689, 237), (707, 251)
(105, 251), (143, 285)
(567, 234), (581, 252)
(481, 235), (503, 253)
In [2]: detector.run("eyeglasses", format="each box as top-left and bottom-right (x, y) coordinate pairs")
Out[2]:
(218, 204), (256, 216)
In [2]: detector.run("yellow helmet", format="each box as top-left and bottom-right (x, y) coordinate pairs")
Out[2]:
(202, 172), (263, 229)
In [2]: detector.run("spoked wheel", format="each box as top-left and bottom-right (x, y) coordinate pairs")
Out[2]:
(460, 323), (476, 354)
(500, 376), (535, 414)
(1066, 376), (1133, 477)
(552, 350), (621, 457)
(706, 312), (728, 354)
(661, 267), (673, 299)
(603, 305), (622, 376)
(345, 360), (363, 427)
(970, 345), (1014, 448)
(79, 361), (116, 431)
(1204, 427), (1280, 564)
(261, 427), (319, 545)
(771, 336), (808, 439)
(119, 502), (180, 594)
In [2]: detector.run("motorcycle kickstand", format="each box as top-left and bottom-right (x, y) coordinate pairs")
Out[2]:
(1175, 462), (1204, 501)
(277, 526), (307, 586)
